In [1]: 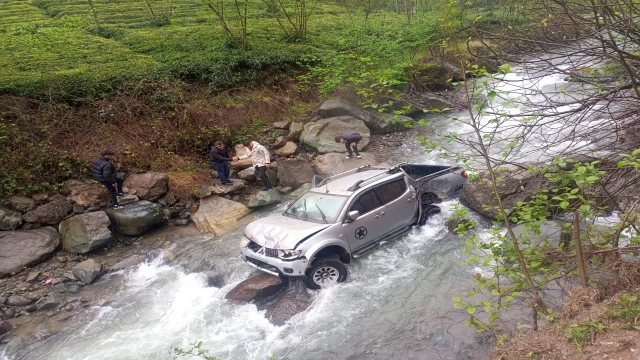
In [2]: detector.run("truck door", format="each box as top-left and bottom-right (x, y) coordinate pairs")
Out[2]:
(374, 178), (417, 233)
(342, 189), (388, 252)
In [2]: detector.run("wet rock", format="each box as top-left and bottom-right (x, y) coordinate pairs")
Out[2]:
(0, 206), (22, 230)
(300, 116), (370, 153)
(123, 172), (169, 201)
(225, 273), (288, 303)
(273, 121), (291, 130)
(0, 227), (59, 278)
(274, 141), (297, 157)
(459, 168), (554, 221)
(237, 167), (256, 182)
(230, 144), (254, 170)
(272, 136), (289, 149)
(72, 259), (102, 284)
(10, 195), (36, 213)
(7, 295), (33, 306)
(117, 194), (139, 205)
(36, 295), (61, 311)
(266, 286), (313, 325)
(277, 159), (315, 188)
(105, 200), (167, 235)
(248, 189), (282, 208)
(23, 199), (73, 225)
(318, 98), (409, 134)
(192, 196), (250, 236)
(109, 255), (146, 271)
(203, 270), (224, 287)
(60, 211), (114, 254)
(288, 183), (312, 199)
(313, 152), (388, 177)
(69, 184), (106, 207)
(0, 320), (12, 335)
(195, 180), (247, 198)
(288, 122), (303, 141)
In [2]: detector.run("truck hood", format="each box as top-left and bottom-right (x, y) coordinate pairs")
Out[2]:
(244, 215), (329, 249)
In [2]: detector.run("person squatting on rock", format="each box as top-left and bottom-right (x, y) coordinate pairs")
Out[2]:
(92, 150), (125, 209)
(335, 132), (363, 159)
(210, 140), (234, 185)
(238, 140), (273, 191)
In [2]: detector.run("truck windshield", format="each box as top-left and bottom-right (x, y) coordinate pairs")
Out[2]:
(285, 192), (348, 223)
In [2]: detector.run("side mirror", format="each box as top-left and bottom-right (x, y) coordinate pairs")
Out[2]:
(345, 210), (360, 223)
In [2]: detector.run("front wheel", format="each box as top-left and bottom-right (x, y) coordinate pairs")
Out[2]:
(304, 258), (348, 290)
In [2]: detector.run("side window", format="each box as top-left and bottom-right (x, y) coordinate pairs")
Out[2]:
(349, 190), (382, 215)
(375, 179), (408, 205)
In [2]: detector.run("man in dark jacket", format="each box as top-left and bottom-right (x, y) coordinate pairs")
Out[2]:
(335, 132), (363, 159)
(91, 150), (124, 209)
(210, 141), (233, 185)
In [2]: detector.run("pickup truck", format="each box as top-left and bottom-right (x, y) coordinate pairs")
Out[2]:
(239, 163), (468, 289)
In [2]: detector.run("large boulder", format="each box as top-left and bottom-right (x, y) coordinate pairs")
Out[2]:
(288, 122), (303, 141)
(105, 200), (167, 235)
(0, 227), (59, 277)
(274, 142), (297, 157)
(123, 172), (169, 201)
(265, 286), (313, 325)
(248, 189), (282, 208)
(72, 259), (102, 284)
(59, 211), (114, 254)
(22, 199), (73, 225)
(300, 116), (370, 153)
(257, 168), (278, 188)
(69, 183), (107, 207)
(318, 98), (409, 134)
(287, 183), (312, 199)
(10, 195), (35, 213)
(230, 144), (254, 170)
(225, 273), (288, 303)
(237, 167), (256, 182)
(192, 196), (251, 236)
(313, 152), (388, 177)
(277, 159), (315, 188)
(459, 168), (554, 221)
(0, 206), (22, 230)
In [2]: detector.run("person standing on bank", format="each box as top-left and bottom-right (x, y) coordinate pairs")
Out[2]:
(91, 150), (125, 209)
(335, 132), (363, 159)
(210, 141), (234, 185)
(237, 140), (273, 191)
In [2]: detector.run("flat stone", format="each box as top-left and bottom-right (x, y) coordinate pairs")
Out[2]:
(117, 194), (139, 205)
(6, 295), (33, 306)
(72, 259), (102, 284)
(225, 273), (288, 303)
(192, 196), (251, 236)
(36, 295), (61, 311)
(26, 271), (41, 282)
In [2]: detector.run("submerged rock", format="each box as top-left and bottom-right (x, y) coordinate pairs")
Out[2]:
(247, 189), (282, 208)
(59, 211), (114, 254)
(0, 227), (59, 277)
(225, 273), (288, 303)
(266, 286), (313, 326)
(105, 200), (167, 235)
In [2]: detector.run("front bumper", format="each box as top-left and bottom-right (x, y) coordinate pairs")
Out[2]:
(240, 247), (309, 277)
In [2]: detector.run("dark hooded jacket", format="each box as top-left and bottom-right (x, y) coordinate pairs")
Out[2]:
(91, 157), (116, 183)
(341, 132), (362, 143)
(210, 146), (232, 167)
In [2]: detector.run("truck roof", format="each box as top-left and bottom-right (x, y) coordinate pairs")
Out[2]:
(309, 169), (396, 196)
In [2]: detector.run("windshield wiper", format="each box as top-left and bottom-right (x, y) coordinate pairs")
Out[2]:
(315, 204), (327, 223)
(303, 198), (308, 219)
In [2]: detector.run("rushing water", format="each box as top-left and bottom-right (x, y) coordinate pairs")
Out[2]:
(2, 57), (613, 360)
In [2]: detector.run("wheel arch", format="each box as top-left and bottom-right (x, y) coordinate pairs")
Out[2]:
(306, 241), (351, 265)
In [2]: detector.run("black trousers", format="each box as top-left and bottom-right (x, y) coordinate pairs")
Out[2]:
(345, 139), (361, 156)
(256, 166), (272, 189)
(101, 178), (124, 205)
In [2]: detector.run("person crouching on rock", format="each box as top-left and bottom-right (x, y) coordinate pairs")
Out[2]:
(92, 150), (125, 209)
(335, 132), (362, 159)
(237, 140), (273, 191)
(210, 140), (234, 185)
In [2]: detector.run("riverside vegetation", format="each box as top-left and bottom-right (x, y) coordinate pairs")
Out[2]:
(4, 0), (640, 359)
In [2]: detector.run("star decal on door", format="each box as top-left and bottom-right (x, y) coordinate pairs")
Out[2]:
(355, 226), (367, 240)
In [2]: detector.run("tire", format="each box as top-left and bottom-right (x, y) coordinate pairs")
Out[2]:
(304, 258), (348, 290)
(418, 205), (441, 226)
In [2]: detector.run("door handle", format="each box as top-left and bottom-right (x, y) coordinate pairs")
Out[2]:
(375, 212), (385, 218)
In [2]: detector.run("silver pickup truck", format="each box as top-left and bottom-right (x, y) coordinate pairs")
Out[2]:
(239, 163), (468, 289)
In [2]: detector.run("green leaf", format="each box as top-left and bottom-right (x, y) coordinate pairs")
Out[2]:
(486, 91), (497, 101)
(465, 304), (476, 314)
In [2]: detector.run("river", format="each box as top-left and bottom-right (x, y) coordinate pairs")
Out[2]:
(2, 56), (609, 360)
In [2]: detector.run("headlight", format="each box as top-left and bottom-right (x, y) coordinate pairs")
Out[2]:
(278, 249), (302, 259)
(240, 235), (251, 248)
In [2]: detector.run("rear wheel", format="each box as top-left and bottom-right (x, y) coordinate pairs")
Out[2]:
(418, 204), (441, 226)
(304, 258), (348, 290)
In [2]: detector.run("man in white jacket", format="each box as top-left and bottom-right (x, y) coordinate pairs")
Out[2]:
(238, 140), (273, 190)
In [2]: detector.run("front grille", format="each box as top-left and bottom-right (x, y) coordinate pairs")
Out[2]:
(245, 256), (280, 273)
(265, 248), (279, 258)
